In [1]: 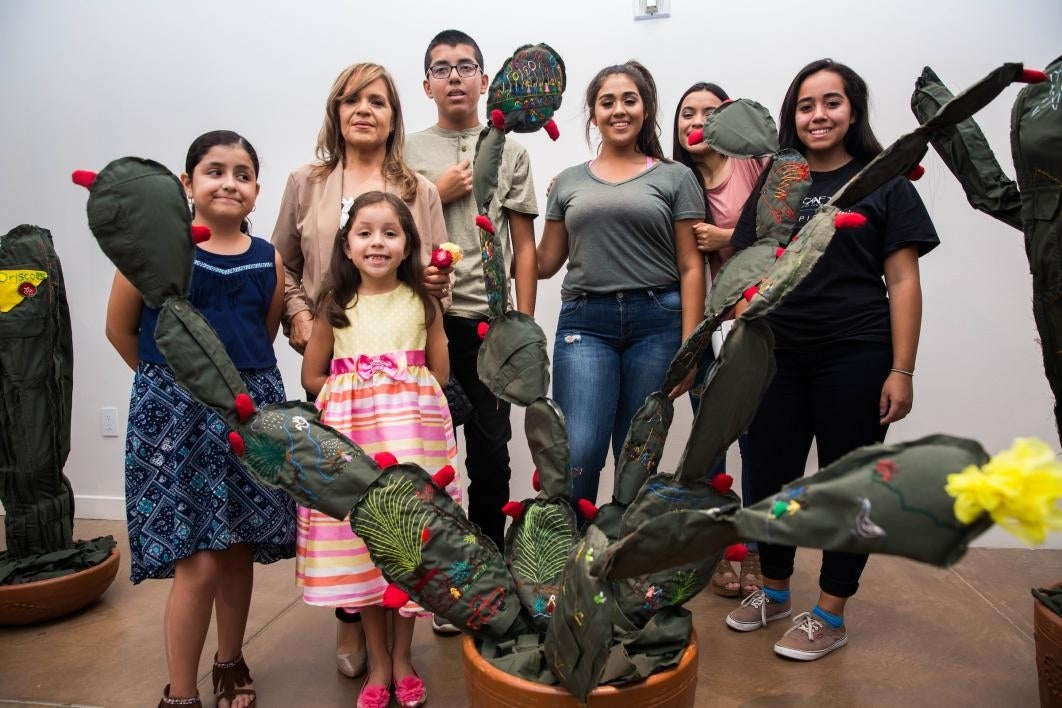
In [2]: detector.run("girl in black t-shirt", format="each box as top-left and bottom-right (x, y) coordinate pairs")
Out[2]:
(724, 59), (939, 661)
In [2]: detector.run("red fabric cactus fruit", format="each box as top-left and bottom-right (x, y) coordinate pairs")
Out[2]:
(491, 109), (506, 130)
(227, 431), (245, 457)
(432, 465), (456, 489)
(71, 170), (97, 189)
(430, 248), (453, 270)
(576, 499), (599, 521)
(421, 528), (432, 544)
(742, 285), (759, 303)
(687, 129), (705, 146)
(531, 469), (541, 492)
(774, 246), (786, 258)
(477, 321), (490, 340)
(475, 214), (495, 235)
(905, 164), (926, 181)
(543, 119), (560, 141)
(382, 584), (411, 609)
(233, 393), (255, 422)
(191, 225), (212, 243)
(1019, 69), (1048, 83)
(709, 473), (734, 494)
(724, 543), (749, 562)
(502, 501), (525, 521)
(833, 211), (868, 230)
(374, 451), (399, 469)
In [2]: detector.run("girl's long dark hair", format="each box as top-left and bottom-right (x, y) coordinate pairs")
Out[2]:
(671, 82), (731, 223)
(185, 130), (260, 234)
(777, 58), (883, 162)
(584, 60), (667, 161)
(322, 191), (436, 329)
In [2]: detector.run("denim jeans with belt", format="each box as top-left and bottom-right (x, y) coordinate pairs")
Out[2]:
(552, 287), (682, 507)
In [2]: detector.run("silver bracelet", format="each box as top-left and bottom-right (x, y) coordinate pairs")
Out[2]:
(890, 367), (914, 377)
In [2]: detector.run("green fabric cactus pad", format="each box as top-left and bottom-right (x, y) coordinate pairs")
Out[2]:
(84, 158), (193, 309)
(477, 310), (550, 406)
(486, 43), (565, 133)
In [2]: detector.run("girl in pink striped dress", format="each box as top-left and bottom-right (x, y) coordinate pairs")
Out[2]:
(301, 191), (459, 707)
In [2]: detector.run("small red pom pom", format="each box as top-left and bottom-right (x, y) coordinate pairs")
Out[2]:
(421, 528), (432, 543)
(742, 285), (759, 302)
(71, 170), (97, 189)
(1020, 69), (1048, 84)
(475, 214), (495, 235)
(234, 393), (255, 422)
(576, 499), (598, 521)
(710, 473), (734, 494)
(191, 224), (212, 243)
(491, 109), (506, 130)
(687, 129), (705, 146)
(834, 211), (868, 230)
(477, 321), (490, 340)
(228, 431), (245, 457)
(905, 164), (925, 181)
(430, 248), (453, 269)
(543, 119), (560, 141)
(432, 464), (456, 489)
(502, 501), (524, 521)
(374, 452), (399, 468)
(531, 469), (541, 492)
(382, 584), (410, 609)
(774, 246), (785, 258)
(724, 543), (749, 562)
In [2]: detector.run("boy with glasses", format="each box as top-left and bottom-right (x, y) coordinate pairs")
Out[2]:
(406, 31), (539, 634)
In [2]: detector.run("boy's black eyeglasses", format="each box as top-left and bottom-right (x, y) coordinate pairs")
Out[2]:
(427, 63), (481, 80)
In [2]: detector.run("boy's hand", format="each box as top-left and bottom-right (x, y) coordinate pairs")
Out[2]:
(436, 160), (473, 205)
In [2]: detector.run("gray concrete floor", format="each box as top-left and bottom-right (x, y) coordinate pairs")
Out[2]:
(0, 518), (1055, 707)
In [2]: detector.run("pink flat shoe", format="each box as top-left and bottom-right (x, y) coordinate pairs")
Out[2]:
(394, 672), (427, 708)
(356, 681), (390, 708)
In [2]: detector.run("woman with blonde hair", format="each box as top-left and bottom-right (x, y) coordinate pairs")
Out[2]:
(271, 62), (451, 691)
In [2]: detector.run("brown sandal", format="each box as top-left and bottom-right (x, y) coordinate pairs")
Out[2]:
(739, 551), (763, 598)
(212, 654), (256, 708)
(709, 558), (740, 597)
(158, 684), (202, 707)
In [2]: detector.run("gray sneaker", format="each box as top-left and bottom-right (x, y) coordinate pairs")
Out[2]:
(773, 611), (848, 660)
(725, 588), (792, 631)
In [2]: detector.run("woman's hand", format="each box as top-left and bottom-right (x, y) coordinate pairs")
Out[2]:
(668, 368), (697, 400)
(692, 222), (733, 253)
(424, 265), (452, 299)
(289, 310), (314, 354)
(879, 371), (913, 424)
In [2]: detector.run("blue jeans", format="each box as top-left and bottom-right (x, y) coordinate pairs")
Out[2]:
(553, 287), (682, 506)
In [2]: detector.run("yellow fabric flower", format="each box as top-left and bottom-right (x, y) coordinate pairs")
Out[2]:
(438, 242), (463, 265)
(945, 437), (1062, 545)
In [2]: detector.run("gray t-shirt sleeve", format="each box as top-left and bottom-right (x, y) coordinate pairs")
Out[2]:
(501, 145), (539, 217)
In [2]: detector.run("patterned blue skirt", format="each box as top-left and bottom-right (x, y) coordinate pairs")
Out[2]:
(125, 362), (296, 583)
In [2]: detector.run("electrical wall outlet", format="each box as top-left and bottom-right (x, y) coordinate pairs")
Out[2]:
(634, 0), (671, 20)
(100, 407), (119, 437)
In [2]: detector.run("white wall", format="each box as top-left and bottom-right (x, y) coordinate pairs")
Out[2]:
(1, 1), (1059, 549)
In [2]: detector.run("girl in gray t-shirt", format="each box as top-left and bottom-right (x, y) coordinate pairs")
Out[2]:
(538, 61), (705, 509)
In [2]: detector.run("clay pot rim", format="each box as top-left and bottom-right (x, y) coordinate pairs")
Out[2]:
(0, 545), (120, 590)
(461, 626), (698, 697)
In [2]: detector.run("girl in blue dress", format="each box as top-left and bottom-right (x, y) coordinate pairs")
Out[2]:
(106, 130), (296, 708)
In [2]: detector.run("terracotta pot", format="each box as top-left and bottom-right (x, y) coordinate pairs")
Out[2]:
(1035, 581), (1062, 707)
(462, 628), (698, 707)
(0, 546), (120, 625)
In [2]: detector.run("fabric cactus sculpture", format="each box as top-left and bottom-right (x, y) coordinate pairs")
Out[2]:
(0, 224), (115, 586)
(74, 58), (1062, 704)
(909, 58), (1061, 443)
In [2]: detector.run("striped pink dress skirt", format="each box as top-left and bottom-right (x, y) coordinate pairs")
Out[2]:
(295, 285), (460, 613)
